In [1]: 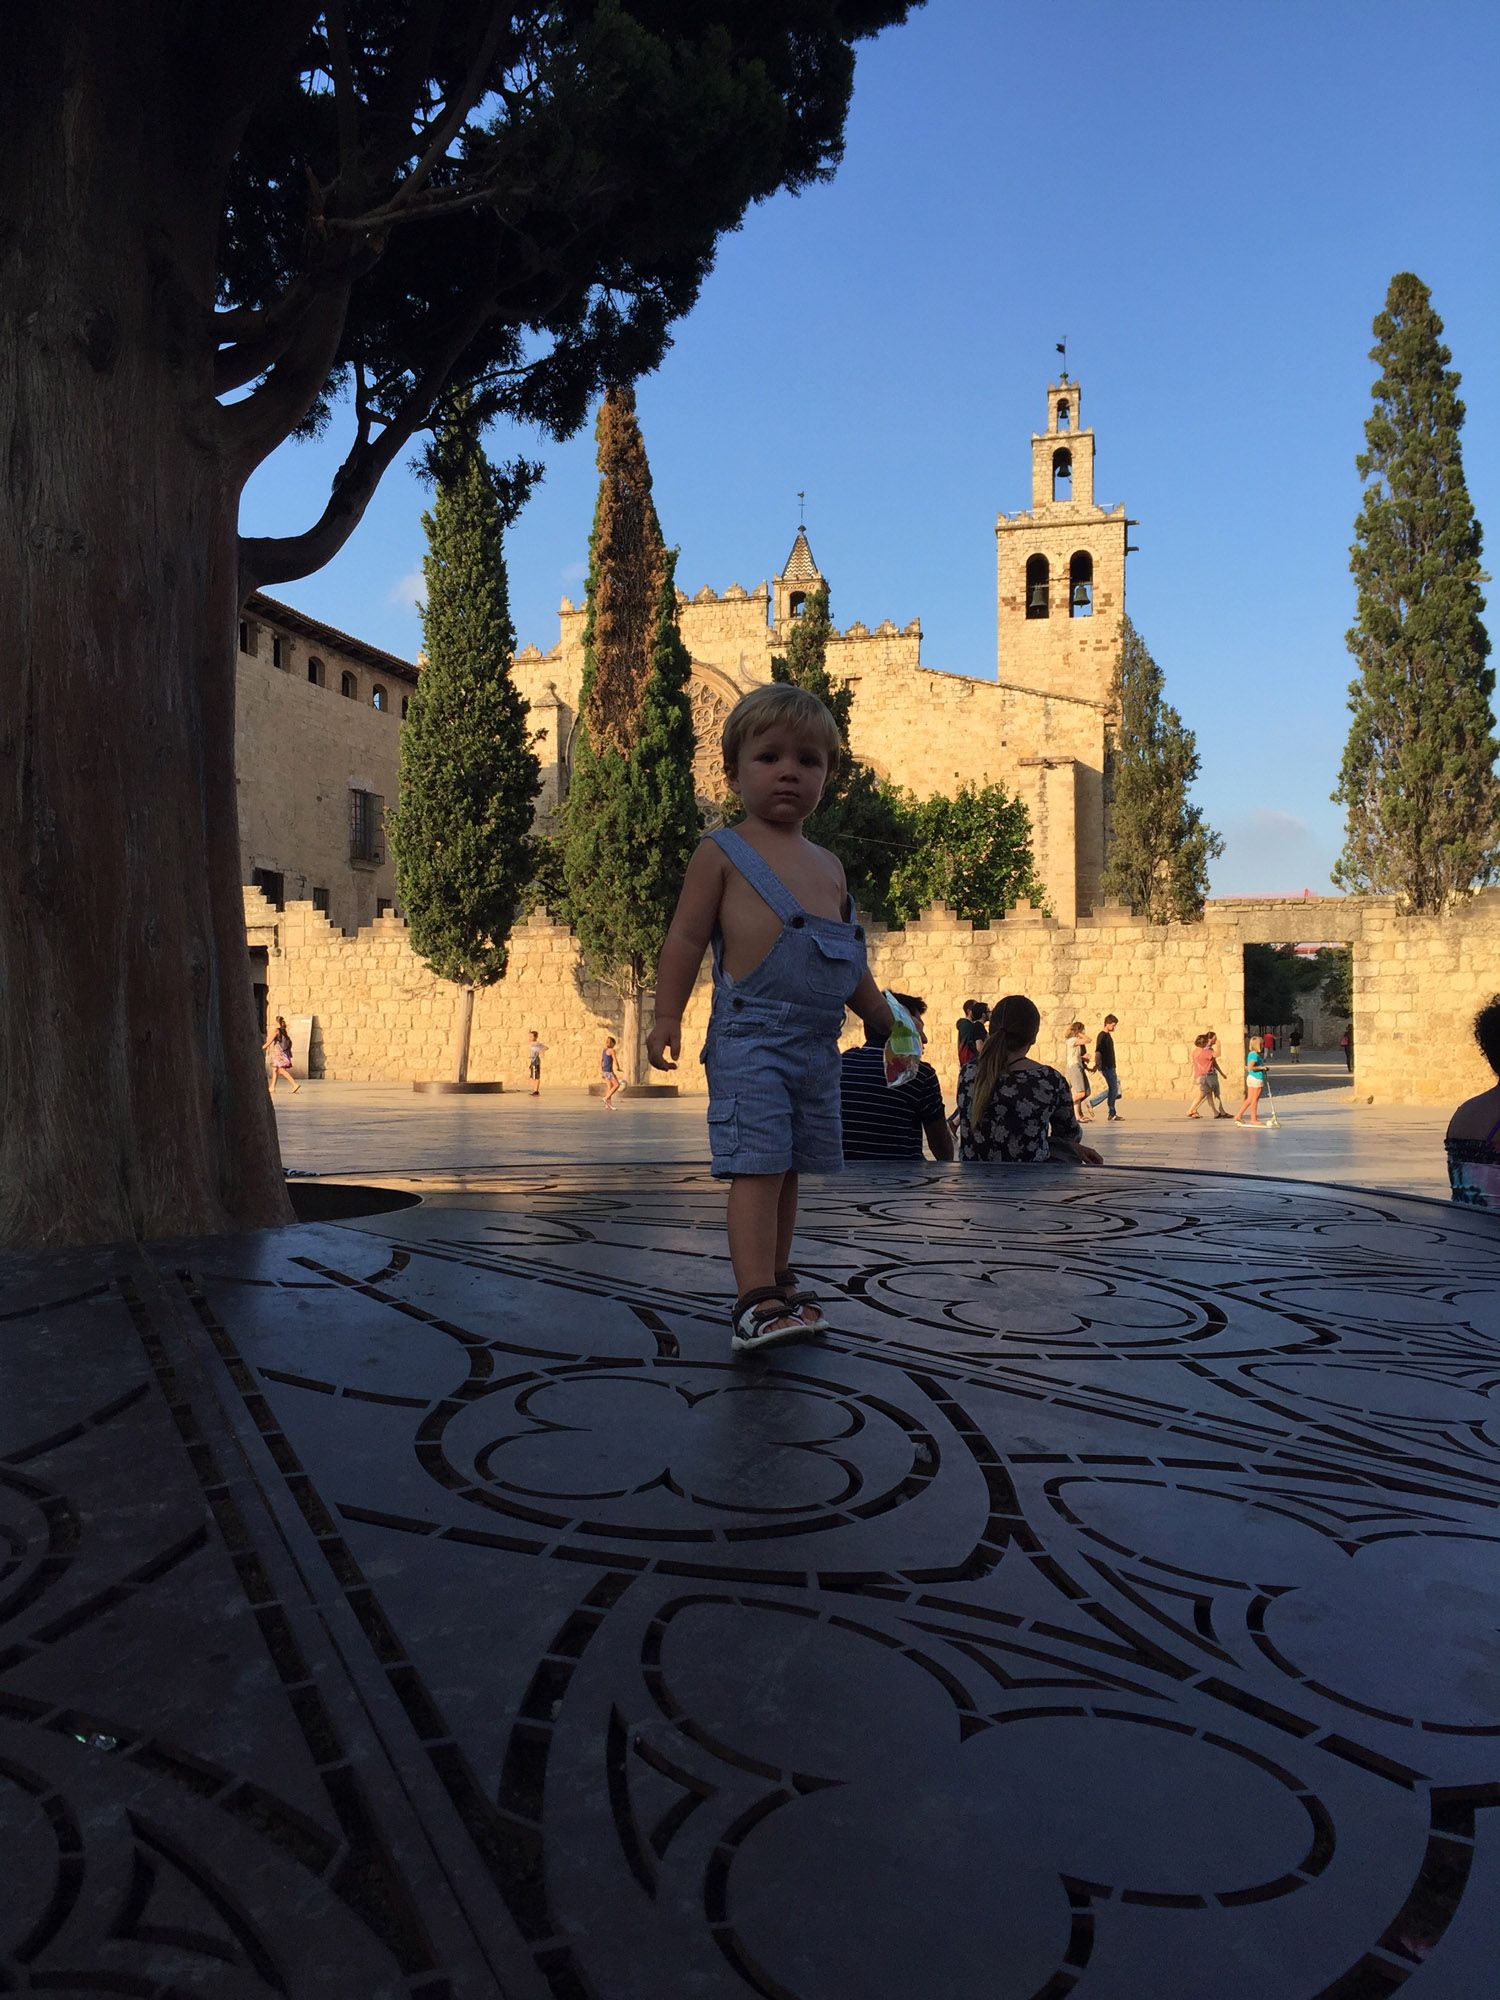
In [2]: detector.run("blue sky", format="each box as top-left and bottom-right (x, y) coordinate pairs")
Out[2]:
(241, 0), (1500, 897)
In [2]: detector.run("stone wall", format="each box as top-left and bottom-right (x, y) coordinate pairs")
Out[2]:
(248, 885), (1500, 1110)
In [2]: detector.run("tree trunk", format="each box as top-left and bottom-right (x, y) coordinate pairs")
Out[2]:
(453, 986), (476, 1084)
(0, 21), (290, 1246)
(621, 973), (643, 1086)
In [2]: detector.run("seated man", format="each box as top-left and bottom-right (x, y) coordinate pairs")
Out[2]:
(842, 992), (955, 1163)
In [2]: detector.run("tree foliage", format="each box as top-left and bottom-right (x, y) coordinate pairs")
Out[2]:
(889, 785), (1044, 925)
(561, 387), (700, 1003)
(202, 2), (919, 591)
(1100, 617), (1223, 921)
(1319, 945), (1353, 1020)
(1333, 273), (1497, 910)
(1242, 945), (1324, 1029)
(386, 400), (539, 994)
(769, 584), (909, 921)
(0, 3), (914, 1244)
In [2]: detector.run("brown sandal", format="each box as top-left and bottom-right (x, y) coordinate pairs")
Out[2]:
(775, 1267), (827, 1333)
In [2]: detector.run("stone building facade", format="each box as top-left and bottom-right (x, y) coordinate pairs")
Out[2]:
(235, 592), (417, 934)
(512, 377), (1126, 920)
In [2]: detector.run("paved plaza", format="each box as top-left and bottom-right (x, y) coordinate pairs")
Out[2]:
(4, 1123), (1499, 1997)
(271, 1060), (1453, 1202)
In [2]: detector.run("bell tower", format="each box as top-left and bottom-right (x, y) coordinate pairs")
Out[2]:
(995, 376), (1131, 919)
(996, 375), (1126, 704)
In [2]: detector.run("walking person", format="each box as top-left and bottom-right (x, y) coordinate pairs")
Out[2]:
(1087, 1014), (1123, 1120)
(1206, 1032), (1233, 1116)
(1063, 1020), (1094, 1123)
(646, 682), (895, 1354)
(263, 1016), (301, 1095)
(1289, 1016), (1303, 1064)
(526, 1030), (546, 1096)
(600, 1036), (623, 1108)
(1235, 1035), (1268, 1125)
(956, 1000), (989, 1067)
(1186, 1033), (1215, 1118)
(1340, 1025), (1354, 1072)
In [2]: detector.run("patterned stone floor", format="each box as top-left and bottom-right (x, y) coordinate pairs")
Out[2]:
(3, 1162), (1499, 1998)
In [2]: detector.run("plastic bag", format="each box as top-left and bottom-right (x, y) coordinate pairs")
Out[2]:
(882, 991), (923, 1088)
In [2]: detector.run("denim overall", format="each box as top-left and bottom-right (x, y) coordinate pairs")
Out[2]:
(701, 826), (869, 1177)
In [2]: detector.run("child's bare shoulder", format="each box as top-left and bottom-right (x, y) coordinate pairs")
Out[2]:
(803, 836), (847, 882)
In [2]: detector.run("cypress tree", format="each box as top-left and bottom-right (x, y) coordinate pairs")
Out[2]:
(561, 386), (700, 1074)
(386, 402), (541, 1081)
(1333, 273), (1497, 909)
(1100, 617), (1222, 921)
(769, 582), (909, 920)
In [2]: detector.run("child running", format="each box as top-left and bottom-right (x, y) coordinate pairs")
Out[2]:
(600, 1036), (623, 1108)
(647, 683), (894, 1354)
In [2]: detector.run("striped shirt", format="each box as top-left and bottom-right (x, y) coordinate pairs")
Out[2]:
(840, 1043), (947, 1161)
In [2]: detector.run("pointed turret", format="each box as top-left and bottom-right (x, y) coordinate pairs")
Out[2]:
(773, 526), (824, 632)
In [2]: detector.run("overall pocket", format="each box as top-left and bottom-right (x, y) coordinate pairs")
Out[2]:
(707, 1098), (740, 1162)
(806, 932), (865, 998)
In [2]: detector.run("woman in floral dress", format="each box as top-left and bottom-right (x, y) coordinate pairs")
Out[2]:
(957, 995), (1103, 1165)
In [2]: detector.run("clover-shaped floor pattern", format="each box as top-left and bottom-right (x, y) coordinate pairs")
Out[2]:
(3, 1160), (1499, 1998)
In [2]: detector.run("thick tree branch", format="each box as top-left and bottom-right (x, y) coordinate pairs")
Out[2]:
(393, 12), (510, 211)
(238, 298), (496, 592)
(324, 0), (361, 197)
(219, 276), (355, 478)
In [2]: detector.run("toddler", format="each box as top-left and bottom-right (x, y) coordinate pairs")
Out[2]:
(648, 684), (893, 1352)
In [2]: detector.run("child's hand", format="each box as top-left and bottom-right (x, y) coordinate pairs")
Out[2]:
(646, 1020), (680, 1071)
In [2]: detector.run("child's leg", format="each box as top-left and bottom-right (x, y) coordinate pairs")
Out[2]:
(726, 1172), (786, 1298)
(775, 1171), (799, 1274)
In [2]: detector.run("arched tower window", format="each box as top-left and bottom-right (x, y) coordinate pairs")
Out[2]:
(1052, 448), (1072, 502)
(789, 591), (806, 619)
(371, 684), (387, 711)
(1025, 554), (1050, 620)
(1056, 399), (1071, 432)
(1069, 551), (1094, 618)
(341, 670), (358, 699)
(307, 656), (325, 687)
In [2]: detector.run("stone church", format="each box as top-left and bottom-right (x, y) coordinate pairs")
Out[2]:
(233, 377), (1127, 944)
(509, 376), (1128, 920)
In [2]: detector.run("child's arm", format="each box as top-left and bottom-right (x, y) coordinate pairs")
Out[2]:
(847, 971), (895, 1043)
(646, 842), (725, 1070)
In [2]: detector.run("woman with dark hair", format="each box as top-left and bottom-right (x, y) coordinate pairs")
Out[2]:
(1446, 997), (1500, 1207)
(957, 995), (1102, 1165)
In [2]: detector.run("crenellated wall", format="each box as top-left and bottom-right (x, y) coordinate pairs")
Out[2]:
(248, 886), (1500, 1110)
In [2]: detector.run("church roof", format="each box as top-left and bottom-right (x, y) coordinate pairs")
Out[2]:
(779, 528), (821, 583)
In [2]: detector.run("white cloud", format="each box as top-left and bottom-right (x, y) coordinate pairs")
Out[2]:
(388, 568), (425, 610)
(1244, 807), (1310, 837)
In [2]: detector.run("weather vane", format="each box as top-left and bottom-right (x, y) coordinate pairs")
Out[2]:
(1056, 337), (1068, 380)
(797, 489), (806, 529)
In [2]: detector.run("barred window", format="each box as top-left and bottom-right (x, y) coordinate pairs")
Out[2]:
(349, 789), (383, 864)
(311, 886), (329, 913)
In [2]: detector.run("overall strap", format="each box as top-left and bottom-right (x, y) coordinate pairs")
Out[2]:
(709, 827), (803, 922)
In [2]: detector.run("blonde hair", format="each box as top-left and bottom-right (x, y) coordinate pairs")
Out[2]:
(970, 994), (1041, 1130)
(721, 683), (841, 777)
